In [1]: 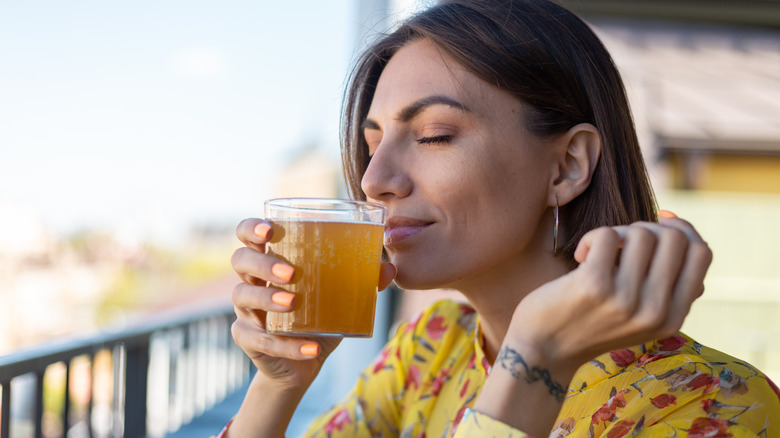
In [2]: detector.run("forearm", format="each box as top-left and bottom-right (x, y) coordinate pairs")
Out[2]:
(472, 343), (574, 437)
(227, 372), (309, 438)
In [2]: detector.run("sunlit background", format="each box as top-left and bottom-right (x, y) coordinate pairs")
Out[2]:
(1, 0), (779, 436)
(0, 0), (364, 344)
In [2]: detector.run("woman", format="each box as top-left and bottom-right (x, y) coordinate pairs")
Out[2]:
(224, 0), (780, 436)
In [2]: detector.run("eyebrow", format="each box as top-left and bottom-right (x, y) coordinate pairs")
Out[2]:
(361, 95), (470, 131)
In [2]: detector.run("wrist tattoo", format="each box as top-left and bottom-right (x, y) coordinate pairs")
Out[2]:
(496, 346), (566, 403)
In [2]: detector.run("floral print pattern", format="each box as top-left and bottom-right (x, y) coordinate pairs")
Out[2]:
(217, 299), (780, 437)
(304, 300), (780, 437)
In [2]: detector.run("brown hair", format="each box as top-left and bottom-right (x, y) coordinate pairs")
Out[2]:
(341, 0), (657, 262)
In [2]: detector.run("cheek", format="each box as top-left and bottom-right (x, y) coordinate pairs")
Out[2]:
(467, 158), (549, 239)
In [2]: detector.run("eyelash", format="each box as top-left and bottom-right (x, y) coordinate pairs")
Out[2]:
(416, 135), (452, 145)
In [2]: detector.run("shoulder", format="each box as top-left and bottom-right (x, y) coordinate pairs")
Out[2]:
(393, 299), (478, 341)
(632, 333), (780, 433)
(571, 334), (780, 436)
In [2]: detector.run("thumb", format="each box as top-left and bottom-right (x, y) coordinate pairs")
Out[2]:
(378, 262), (397, 291)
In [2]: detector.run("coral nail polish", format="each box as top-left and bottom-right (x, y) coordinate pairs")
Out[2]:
(271, 264), (294, 282)
(300, 343), (320, 357)
(254, 223), (272, 239)
(658, 210), (677, 219)
(271, 291), (295, 307)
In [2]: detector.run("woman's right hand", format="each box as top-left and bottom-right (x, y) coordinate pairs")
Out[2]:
(230, 218), (397, 392)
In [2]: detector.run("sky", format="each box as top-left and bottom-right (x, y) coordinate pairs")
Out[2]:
(0, 0), (403, 245)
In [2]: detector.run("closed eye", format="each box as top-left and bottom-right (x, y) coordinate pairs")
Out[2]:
(416, 135), (452, 145)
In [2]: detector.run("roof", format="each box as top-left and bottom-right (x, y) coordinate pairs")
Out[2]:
(591, 19), (780, 154)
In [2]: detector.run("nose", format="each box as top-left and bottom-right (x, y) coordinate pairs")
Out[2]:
(360, 140), (412, 202)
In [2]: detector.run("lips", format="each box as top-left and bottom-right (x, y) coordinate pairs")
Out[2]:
(384, 216), (433, 247)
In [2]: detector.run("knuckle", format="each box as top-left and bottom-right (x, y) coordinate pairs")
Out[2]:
(236, 218), (255, 237)
(596, 226), (619, 242)
(231, 320), (242, 343)
(232, 282), (247, 305)
(231, 247), (247, 268)
(256, 334), (274, 353)
(690, 242), (714, 266)
(584, 226), (615, 244)
(231, 319), (252, 348)
(628, 226), (656, 246)
(659, 226), (687, 244)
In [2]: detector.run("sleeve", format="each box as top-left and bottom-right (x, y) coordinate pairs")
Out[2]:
(453, 409), (531, 438)
(212, 333), (407, 438)
(586, 351), (780, 437)
(632, 369), (780, 438)
(302, 319), (413, 437)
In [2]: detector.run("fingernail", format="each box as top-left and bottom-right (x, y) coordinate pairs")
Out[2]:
(254, 223), (272, 239)
(658, 210), (678, 219)
(300, 343), (320, 357)
(389, 262), (398, 280)
(271, 291), (295, 307)
(271, 263), (295, 282)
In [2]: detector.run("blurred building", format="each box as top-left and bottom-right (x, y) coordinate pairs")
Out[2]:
(0, 199), (108, 354)
(271, 145), (341, 199)
(566, 0), (780, 379)
(590, 20), (780, 194)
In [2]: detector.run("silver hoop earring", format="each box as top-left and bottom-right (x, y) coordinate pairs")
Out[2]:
(553, 195), (559, 255)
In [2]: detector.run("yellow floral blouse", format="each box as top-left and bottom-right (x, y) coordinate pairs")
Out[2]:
(302, 300), (780, 437)
(217, 299), (780, 437)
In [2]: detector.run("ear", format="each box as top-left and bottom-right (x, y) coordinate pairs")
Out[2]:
(549, 123), (601, 206)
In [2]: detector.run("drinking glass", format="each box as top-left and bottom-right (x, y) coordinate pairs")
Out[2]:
(264, 198), (386, 337)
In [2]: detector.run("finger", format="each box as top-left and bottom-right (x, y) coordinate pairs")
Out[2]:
(232, 282), (296, 314)
(231, 318), (323, 360)
(574, 227), (622, 269)
(614, 219), (704, 250)
(662, 238), (713, 334)
(236, 218), (274, 252)
(613, 226), (657, 310)
(378, 262), (397, 291)
(231, 246), (296, 285)
(635, 226), (688, 328)
(657, 214), (706, 245)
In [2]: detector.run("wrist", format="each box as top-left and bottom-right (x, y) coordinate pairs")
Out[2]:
(502, 319), (586, 379)
(249, 370), (310, 399)
(494, 341), (574, 403)
(474, 340), (575, 437)
(229, 373), (307, 438)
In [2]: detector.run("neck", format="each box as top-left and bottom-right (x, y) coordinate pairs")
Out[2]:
(449, 251), (572, 364)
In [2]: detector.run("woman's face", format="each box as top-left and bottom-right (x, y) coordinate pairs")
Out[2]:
(362, 39), (558, 290)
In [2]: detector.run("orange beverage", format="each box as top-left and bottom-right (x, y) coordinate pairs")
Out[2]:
(264, 198), (386, 337)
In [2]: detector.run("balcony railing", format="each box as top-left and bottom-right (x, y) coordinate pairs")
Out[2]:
(0, 302), (250, 438)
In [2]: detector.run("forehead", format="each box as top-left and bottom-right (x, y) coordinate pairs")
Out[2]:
(369, 39), (511, 118)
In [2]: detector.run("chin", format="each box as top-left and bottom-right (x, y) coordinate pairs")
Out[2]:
(392, 268), (454, 291)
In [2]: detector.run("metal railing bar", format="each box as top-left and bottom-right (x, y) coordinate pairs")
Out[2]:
(0, 303), (234, 381)
(111, 346), (123, 438)
(1, 381), (10, 438)
(63, 361), (71, 438)
(123, 343), (148, 438)
(0, 301), (244, 438)
(34, 370), (44, 438)
(88, 353), (95, 438)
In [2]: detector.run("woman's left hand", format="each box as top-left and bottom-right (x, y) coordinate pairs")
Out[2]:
(474, 215), (713, 437)
(510, 215), (713, 373)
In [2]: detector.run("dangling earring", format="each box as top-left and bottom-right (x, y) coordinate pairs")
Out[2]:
(553, 195), (559, 255)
